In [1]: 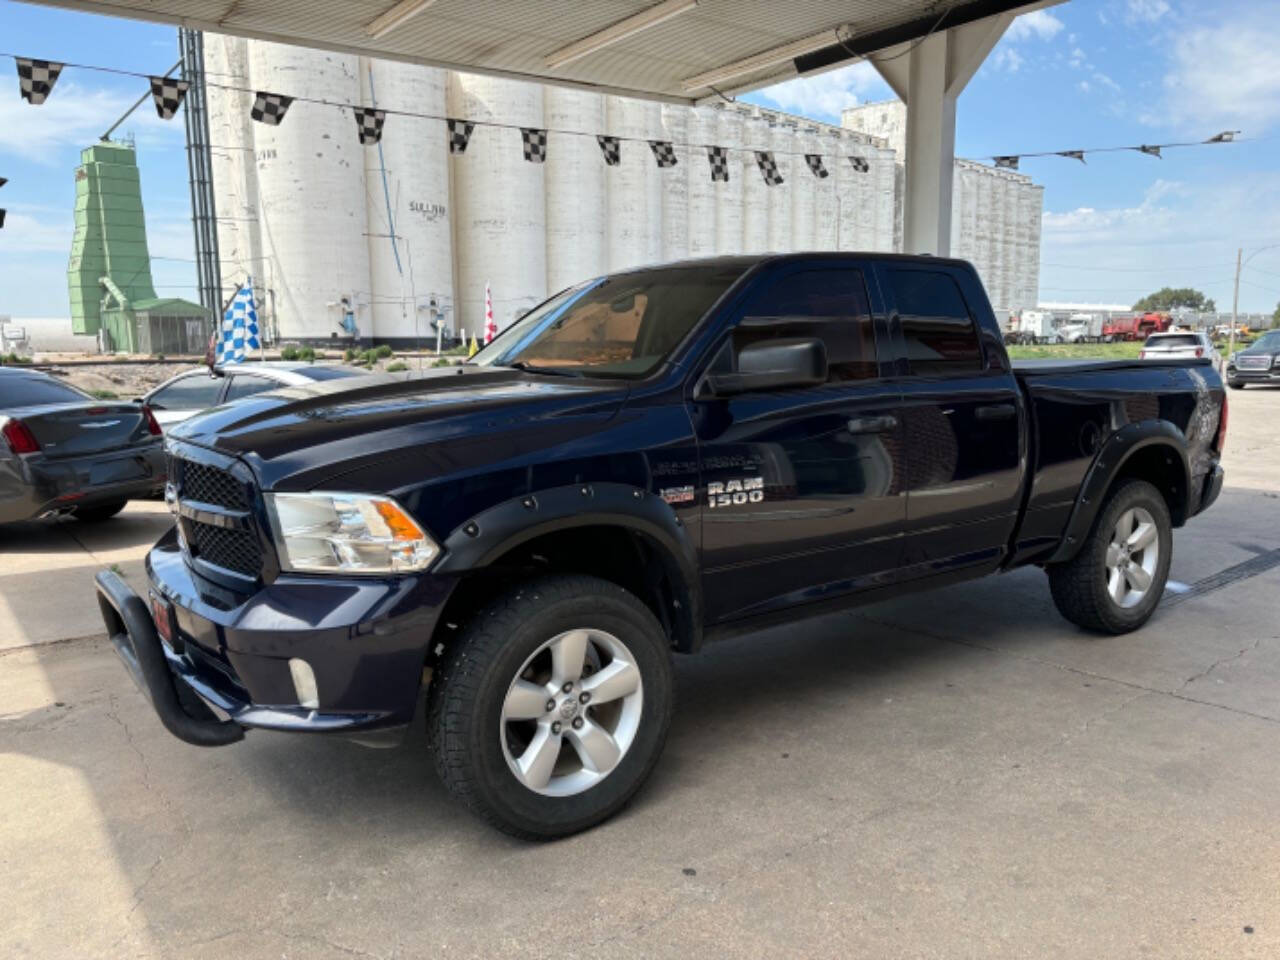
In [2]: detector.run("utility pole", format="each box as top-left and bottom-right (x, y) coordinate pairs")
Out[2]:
(1230, 247), (1241, 370)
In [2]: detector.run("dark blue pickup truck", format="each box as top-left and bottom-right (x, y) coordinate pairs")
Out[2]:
(96, 253), (1226, 838)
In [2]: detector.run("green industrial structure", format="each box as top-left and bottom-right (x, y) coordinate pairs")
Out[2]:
(67, 141), (209, 354)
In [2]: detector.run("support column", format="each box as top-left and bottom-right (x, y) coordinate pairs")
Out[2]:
(871, 13), (1013, 256)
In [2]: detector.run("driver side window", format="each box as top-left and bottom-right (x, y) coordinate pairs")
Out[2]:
(732, 269), (877, 382)
(149, 374), (224, 411)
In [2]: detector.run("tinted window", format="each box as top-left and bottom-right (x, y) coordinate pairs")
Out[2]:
(0, 374), (89, 407)
(224, 374), (277, 401)
(890, 270), (984, 375)
(735, 269), (877, 381)
(301, 366), (366, 381)
(149, 374), (224, 411)
(1145, 334), (1199, 347)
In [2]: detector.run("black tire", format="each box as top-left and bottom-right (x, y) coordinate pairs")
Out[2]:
(1047, 479), (1173, 634)
(1228, 381), (1245, 390)
(73, 500), (128, 522)
(426, 574), (674, 840)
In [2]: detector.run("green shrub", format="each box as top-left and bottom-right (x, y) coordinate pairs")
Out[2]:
(374, 344), (393, 359)
(446, 343), (469, 356)
(90, 389), (119, 400)
(432, 357), (452, 367)
(280, 346), (299, 360)
(343, 348), (358, 361)
(0, 352), (31, 365)
(385, 361), (408, 372)
(297, 347), (317, 363)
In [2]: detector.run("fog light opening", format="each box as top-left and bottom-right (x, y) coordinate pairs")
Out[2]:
(288, 658), (320, 710)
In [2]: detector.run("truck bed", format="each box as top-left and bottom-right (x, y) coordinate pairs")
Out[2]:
(1012, 357), (1214, 375)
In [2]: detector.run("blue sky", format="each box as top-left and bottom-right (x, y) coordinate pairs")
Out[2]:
(1, 0), (1278, 317)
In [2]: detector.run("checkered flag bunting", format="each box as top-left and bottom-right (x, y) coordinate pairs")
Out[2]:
(1137, 144), (1162, 158)
(848, 155), (870, 173)
(148, 76), (189, 120)
(521, 128), (548, 163)
(250, 91), (293, 126)
(994, 155), (1019, 170)
(354, 107), (386, 145)
(755, 151), (783, 186)
(804, 154), (829, 179)
(216, 280), (262, 365)
(707, 146), (729, 182)
(448, 118), (475, 154)
(1057, 150), (1087, 163)
(648, 140), (677, 168)
(597, 135), (620, 166)
(16, 58), (64, 105)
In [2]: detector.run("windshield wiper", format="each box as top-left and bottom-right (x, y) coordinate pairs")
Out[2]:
(503, 361), (583, 378)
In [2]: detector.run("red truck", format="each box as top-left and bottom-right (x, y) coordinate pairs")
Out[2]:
(1103, 312), (1171, 342)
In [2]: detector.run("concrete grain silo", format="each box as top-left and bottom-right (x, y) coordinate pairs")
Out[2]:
(740, 112), (770, 253)
(204, 34), (262, 307)
(767, 119), (794, 252)
(714, 106), (745, 256)
(790, 124), (819, 251)
(640, 100), (665, 265)
(248, 41), (370, 342)
(834, 133), (863, 250)
(812, 128), (839, 250)
(448, 73), (546, 337)
(873, 145), (897, 252)
(659, 104), (689, 263)
(361, 58), (452, 345)
(604, 96), (651, 272)
(544, 87), (606, 291)
(685, 106), (717, 258)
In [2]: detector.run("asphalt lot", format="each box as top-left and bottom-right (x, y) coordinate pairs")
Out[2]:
(2, 386), (1278, 959)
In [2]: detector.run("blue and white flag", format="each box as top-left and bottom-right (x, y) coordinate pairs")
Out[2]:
(216, 279), (261, 364)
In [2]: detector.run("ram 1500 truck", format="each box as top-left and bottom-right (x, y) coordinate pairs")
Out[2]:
(96, 254), (1226, 838)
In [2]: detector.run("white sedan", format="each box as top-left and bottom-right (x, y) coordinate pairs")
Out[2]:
(143, 361), (377, 431)
(1139, 331), (1214, 362)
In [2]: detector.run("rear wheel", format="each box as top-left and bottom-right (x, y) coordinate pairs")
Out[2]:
(1048, 479), (1172, 634)
(73, 500), (127, 522)
(426, 574), (673, 839)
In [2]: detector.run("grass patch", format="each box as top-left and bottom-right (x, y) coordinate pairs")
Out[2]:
(385, 361), (408, 372)
(89, 389), (119, 400)
(1006, 342), (1143, 360)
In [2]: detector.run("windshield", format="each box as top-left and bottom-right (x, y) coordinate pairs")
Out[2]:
(471, 265), (746, 378)
(1144, 334), (1200, 347)
(1246, 331), (1280, 352)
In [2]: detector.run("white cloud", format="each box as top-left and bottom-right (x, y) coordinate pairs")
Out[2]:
(1093, 72), (1121, 92)
(1005, 10), (1065, 42)
(1156, 12), (1280, 134)
(750, 61), (887, 120)
(993, 48), (1025, 73)
(1077, 81), (1091, 94)
(0, 81), (183, 164)
(1126, 0), (1171, 23)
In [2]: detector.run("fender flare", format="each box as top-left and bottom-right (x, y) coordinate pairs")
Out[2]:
(433, 482), (703, 650)
(1047, 419), (1191, 564)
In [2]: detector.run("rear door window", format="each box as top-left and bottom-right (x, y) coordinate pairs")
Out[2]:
(148, 374), (224, 411)
(224, 374), (277, 401)
(889, 270), (984, 376)
(735, 269), (877, 381)
(1145, 334), (1199, 348)
(0, 375), (90, 407)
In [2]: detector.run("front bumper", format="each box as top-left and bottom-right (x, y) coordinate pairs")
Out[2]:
(1, 442), (165, 524)
(97, 527), (455, 746)
(1227, 368), (1280, 384)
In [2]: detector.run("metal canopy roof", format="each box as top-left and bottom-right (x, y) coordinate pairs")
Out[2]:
(28, 0), (1051, 102)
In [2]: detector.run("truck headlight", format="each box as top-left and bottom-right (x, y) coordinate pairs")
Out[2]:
(265, 492), (439, 574)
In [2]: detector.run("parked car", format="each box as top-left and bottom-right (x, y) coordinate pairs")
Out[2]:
(1139, 331), (1213, 361)
(96, 253), (1226, 839)
(1225, 329), (1280, 389)
(144, 361), (377, 430)
(1, 367), (164, 524)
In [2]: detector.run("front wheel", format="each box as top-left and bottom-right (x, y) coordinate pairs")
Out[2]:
(1228, 380), (1245, 390)
(426, 575), (673, 839)
(1047, 479), (1173, 634)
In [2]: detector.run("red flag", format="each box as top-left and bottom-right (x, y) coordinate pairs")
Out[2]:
(484, 282), (497, 343)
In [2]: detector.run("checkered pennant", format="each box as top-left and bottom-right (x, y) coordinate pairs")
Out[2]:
(354, 107), (386, 145)
(1136, 144), (1162, 159)
(0, 209), (6, 230)
(804, 154), (829, 179)
(994, 155), (1019, 170)
(148, 76), (189, 120)
(754, 151), (783, 186)
(521, 128), (548, 163)
(15, 58), (64, 106)
(250, 91), (293, 126)
(1057, 150), (1087, 164)
(706, 146), (729, 183)
(848, 155), (870, 173)
(216, 280), (262, 365)
(448, 118), (475, 154)
(597, 135), (620, 166)
(648, 140), (677, 168)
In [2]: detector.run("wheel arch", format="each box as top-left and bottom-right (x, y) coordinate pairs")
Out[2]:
(431, 483), (703, 654)
(1048, 420), (1191, 564)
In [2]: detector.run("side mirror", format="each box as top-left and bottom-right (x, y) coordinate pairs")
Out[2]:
(705, 338), (827, 397)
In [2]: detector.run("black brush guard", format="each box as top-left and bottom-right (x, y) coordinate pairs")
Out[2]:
(94, 569), (244, 747)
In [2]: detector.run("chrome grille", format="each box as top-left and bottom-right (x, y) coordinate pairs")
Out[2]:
(1237, 355), (1271, 371)
(171, 455), (262, 579)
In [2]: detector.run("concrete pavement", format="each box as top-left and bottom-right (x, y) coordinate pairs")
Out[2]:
(1, 387), (1278, 959)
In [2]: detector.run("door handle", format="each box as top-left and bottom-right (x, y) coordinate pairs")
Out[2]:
(847, 414), (898, 434)
(975, 403), (1017, 421)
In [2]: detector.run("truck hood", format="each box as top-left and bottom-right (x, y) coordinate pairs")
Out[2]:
(169, 365), (629, 490)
